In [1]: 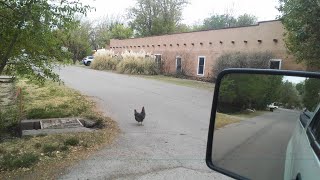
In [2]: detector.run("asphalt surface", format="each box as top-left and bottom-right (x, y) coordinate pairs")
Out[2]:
(57, 66), (229, 180)
(213, 108), (299, 180)
(56, 66), (298, 180)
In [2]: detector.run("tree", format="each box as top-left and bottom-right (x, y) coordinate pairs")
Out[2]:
(111, 24), (133, 40)
(92, 16), (121, 49)
(203, 14), (237, 29)
(202, 13), (257, 30)
(278, 0), (320, 68)
(236, 14), (258, 27)
(278, 81), (301, 109)
(0, 0), (91, 82)
(302, 78), (320, 110)
(58, 21), (92, 64)
(128, 0), (189, 37)
(296, 81), (305, 95)
(218, 74), (284, 113)
(174, 24), (192, 33)
(90, 16), (132, 49)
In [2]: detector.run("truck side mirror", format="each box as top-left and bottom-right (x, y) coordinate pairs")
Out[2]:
(206, 69), (320, 180)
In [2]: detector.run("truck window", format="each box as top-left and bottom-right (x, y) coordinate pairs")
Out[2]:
(310, 112), (320, 138)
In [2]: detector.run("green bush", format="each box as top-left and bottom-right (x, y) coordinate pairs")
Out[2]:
(0, 107), (19, 137)
(64, 137), (79, 146)
(42, 143), (59, 154)
(60, 145), (69, 151)
(213, 51), (274, 77)
(0, 153), (39, 170)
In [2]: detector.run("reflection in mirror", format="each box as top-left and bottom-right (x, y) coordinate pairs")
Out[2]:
(212, 74), (320, 180)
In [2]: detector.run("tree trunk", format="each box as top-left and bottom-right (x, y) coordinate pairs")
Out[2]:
(0, 60), (6, 74)
(0, 30), (20, 74)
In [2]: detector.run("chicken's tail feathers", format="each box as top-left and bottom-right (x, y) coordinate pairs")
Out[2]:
(142, 106), (145, 113)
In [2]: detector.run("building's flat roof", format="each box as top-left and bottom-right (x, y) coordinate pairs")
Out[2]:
(111, 20), (281, 41)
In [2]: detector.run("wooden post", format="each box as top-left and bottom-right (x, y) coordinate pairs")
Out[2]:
(16, 87), (23, 137)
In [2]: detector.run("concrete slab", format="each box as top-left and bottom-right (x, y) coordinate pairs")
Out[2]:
(40, 118), (83, 129)
(22, 127), (94, 136)
(21, 118), (95, 136)
(21, 119), (41, 130)
(0, 76), (14, 83)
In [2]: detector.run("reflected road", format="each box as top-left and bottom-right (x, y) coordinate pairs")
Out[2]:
(213, 108), (299, 180)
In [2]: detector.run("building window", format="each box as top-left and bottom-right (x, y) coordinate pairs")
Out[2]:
(155, 54), (162, 67)
(176, 56), (182, 73)
(269, 59), (282, 69)
(197, 56), (205, 76)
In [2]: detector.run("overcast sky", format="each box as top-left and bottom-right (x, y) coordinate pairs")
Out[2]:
(283, 76), (306, 84)
(83, 0), (280, 25)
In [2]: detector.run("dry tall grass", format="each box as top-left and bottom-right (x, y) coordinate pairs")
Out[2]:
(91, 49), (119, 71)
(91, 50), (159, 75)
(117, 51), (158, 75)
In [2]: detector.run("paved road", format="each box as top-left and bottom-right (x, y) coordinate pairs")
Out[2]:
(57, 66), (229, 180)
(56, 66), (298, 180)
(213, 108), (299, 180)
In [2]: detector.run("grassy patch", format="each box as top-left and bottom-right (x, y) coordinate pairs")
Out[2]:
(0, 80), (119, 179)
(231, 111), (266, 119)
(141, 75), (215, 91)
(0, 153), (39, 171)
(215, 113), (241, 129)
(0, 82), (20, 139)
(64, 137), (79, 146)
(214, 111), (267, 129)
(42, 143), (59, 154)
(18, 80), (100, 120)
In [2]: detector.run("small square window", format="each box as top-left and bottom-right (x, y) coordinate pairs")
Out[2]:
(269, 59), (282, 69)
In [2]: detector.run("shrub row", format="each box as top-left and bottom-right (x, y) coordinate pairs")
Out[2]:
(91, 50), (159, 75)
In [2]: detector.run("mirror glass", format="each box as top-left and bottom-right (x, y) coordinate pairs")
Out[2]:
(211, 73), (320, 180)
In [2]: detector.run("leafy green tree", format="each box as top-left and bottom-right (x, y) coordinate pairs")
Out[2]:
(111, 24), (133, 40)
(303, 78), (320, 110)
(218, 74), (283, 113)
(278, 0), (320, 67)
(296, 81), (305, 95)
(128, 0), (189, 37)
(174, 24), (192, 33)
(0, 0), (91, 82)
(203, 14), (237, 29)
(58, 21), (92, 64)
(92, 16), (124, 48)
(202, 13), (257, 30)
(236, 14), (258, 27)
(278, 81), (301, 109)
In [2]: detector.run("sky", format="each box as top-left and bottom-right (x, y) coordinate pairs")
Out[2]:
(283, 76), (306, 84)
(83, 0), (281, 25)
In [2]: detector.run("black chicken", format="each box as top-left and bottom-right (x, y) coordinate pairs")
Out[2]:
(134, 107), (146, 125)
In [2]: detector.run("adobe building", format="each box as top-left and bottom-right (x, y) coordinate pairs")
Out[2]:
(109, 20), (305, 79)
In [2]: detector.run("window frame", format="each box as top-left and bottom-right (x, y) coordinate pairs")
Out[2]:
(197, 56), (206, 76)
(154, 54), (162, 64)
(306, 109), (320, 161)
(176, 56), (182, 72)
(269, 59), (282, 70)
